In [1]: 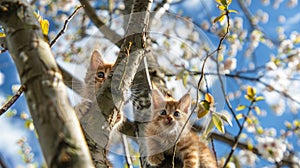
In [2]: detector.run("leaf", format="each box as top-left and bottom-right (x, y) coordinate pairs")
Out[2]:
(254, 106), (261, 115)
(24, 120), (34, 131)
(182, 71), (188, 87)
(200, 100), (210, 110)
(247, 142), (254, 150)
(204, 119), (215, 137)
(236, 105), (246, 111)
(246, 86), (256, 98)
(213, 14), (225, 23)
(256, 126), (264, 134)
(0, 32), (6, 37)
(228, 9), (238, 13)
(236, 113), (244, 120)
(205, 93), (215, 104)
(216, 113), (232, 127)
(197, 104), (209, 119)
(220, 0), (227, 5)
(212, 113), (225, 134)
(5, 109), (17, 117)
(255, 96), (264, 101)
(41, 19), (49, 35)
(218, 5), (226, 10)
(244, 94), (254, 101)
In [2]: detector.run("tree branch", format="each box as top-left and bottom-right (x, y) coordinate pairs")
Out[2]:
(79, 0), (123, 48)
(0, 85), (25, 116)
(0, 1), (93, 167)
(80, 0), (153, 166)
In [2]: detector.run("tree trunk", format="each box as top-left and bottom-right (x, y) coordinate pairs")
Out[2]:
(0, 1), (94, 167)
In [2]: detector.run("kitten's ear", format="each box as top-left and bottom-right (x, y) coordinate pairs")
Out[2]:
(151, 89), (165, 109)
(179, 93), (191, 113)
(90, 50), (104, 71)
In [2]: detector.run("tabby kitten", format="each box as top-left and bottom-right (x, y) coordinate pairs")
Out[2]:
(75, 50), (114, 119)
(145, 89), (218, 168)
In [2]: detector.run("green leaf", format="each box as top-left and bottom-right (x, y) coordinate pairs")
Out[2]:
(204, 119), (215, 137)
(254, 106), (261, 115)
(5, 109), (17, 117)
(197, 104), (209, 119)
(236, 113), (244, 120)
(228, 9), (238, 13)
(0, 32), (5, 37)
(215, 112), (232, 127)
(212, 113), (225, 134)
(255, 96), (264, 101)
(246, 86), (256, 98)
(236, 105), (246, 111)
(182, 71), (189, 87)
(205, 93), (215, 104)
(213, 14), (225, 23)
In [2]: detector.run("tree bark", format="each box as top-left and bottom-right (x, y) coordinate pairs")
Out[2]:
(0, 1), (93, 167)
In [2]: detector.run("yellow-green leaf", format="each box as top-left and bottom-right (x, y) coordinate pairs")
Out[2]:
(213, 14), (225, 23)
(236, 113), (244, 120)
(246, 117), (253, 124)
(247, 86), (256, 97)
(218, 5), (226, 10)
(294, 120), (300, 127)
(205, 93), (215, 104)
(41, 19), (49, 35)
(236, 105), (246, 111)
(247, 142), (254, 150)
(212, 114), (225, 134)
(197, 104), (209, 118)
(256, 126), (264, 135)
(254, 106), (261, 115)
(24, 120), (34, 131)
(204, 119), (215, 137)
(227, 0), (232, 5)
(228, 9), (238, 13)
(244, 94), (254, 101)
(0, 32), (6, 37)
(5, 110), (17, 117)
(182, 71), (188, 87)
(200, 100), (210, 110)
(255, 96), (264, 101)
(216, 113), (232, 126)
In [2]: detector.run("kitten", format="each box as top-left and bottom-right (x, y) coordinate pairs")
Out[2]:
(75, 50), (114, 119)
(145, 89), (218, 168)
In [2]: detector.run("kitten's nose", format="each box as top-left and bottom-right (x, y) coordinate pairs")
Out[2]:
(167, 115), (173, 122)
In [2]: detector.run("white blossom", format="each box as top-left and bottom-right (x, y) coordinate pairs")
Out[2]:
(257, 137), (287, 163)
(239, 150), (257, 167)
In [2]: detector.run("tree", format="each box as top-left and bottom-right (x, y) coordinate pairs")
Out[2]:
(0, 0), (299, 168)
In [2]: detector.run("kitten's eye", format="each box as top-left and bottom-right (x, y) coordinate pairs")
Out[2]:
(174, 111), (180, 117)
(97, 72), (105, 78)
(160, 110), (167, 115)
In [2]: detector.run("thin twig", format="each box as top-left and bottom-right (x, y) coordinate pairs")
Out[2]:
(222, 101), (254, 168)
(122, 135), (134, 168)
(216, 12), (242, 129)
(0, 85), (26, 116)
(50, 5), (84, 47)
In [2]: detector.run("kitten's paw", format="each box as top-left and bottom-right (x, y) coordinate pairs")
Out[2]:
(147, 153), (165, 166)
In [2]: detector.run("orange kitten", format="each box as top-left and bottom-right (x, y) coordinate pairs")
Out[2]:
(75, 50), (114, 119)
(145, 89), (218, 168)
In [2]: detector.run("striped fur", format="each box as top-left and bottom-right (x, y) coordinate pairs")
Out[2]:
(145, 89), (218, 168)
(75, 50), (114, 119)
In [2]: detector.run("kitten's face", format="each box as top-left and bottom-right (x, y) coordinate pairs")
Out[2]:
(85, 50), (113, 90)
(151, 89), (191, 131)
